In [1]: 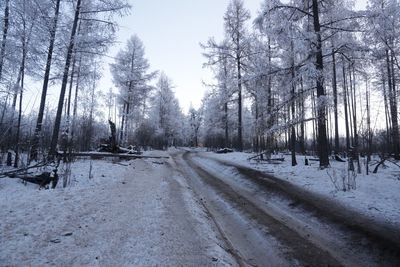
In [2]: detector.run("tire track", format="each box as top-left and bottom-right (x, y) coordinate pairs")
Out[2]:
(173, 151), (343, 266)
(188, 151), (400, 266)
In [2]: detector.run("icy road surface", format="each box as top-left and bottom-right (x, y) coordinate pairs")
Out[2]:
(1, 149), (400, 266)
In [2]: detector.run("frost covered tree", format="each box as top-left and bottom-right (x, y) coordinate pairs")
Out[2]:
(0, 0), (10, 81)
(203, 0), (250, 151)
(30, 0), (61, 161)
(365, 0), (400, 159)
(0, 0), (51, 165)
(255, 0), (366, 167)
(199, 89), (234, 149)
(111, 35), (156, 145)
(148, 73), (184, 149)
(49, 0), (130, 156)
(202, 39), (236, 147)
(223, 0), (250, 151)
(188, 106), (202, 147)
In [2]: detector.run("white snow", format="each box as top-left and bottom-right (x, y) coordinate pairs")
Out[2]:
(0, 155), (236, 266)
(2, 149), (399, 266)
(202, 151), (400, 229)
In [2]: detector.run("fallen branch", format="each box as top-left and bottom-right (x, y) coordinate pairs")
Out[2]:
(248, 151), (269, 161)
(61, 151), (169, 159)
(373, 157), (388, 173)
(0, 161), (50, 178)
(386, 159), (400, 168)
(17, 172), (59, 189)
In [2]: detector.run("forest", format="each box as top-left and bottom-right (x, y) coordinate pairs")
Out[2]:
(1, 1), (400, 266)
(0, 0), (399, 170)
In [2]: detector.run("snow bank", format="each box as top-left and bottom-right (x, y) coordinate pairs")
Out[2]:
(203, 152), (400, 229)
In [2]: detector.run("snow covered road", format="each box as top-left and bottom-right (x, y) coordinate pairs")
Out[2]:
(0, 157), (235, 266)
(1, 150), (400, 266)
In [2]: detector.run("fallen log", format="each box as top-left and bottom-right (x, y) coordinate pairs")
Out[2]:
(0, 161), (50, 178)
(248, 151), (273, 161)
(10, 171), (59, 189)
(216, 148), (234, 154)
(59, 151), (169, 159)
(334, 154), (346, 162)
(268, 158), (285, 162)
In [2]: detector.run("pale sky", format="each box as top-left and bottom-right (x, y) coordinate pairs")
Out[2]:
(100, 0), (262, 114)
(101, 0), (367, 114)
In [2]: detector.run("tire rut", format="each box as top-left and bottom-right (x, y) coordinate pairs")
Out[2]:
(192, 152), (400, 266)
(205, 155), (400, 256)
(179, 151), (343, 266)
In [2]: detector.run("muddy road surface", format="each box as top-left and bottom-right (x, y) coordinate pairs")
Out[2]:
(170, 150), (400, 267)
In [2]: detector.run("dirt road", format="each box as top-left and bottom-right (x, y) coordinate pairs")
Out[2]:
(171, 150), (400, 266)
(2, 151), (399, 266)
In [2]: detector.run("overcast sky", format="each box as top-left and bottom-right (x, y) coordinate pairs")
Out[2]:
(100, 0), (262, 113)
(100, 0), (367, 114)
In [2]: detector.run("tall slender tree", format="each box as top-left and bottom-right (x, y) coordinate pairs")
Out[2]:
(49, 0), (82, 157)
(30, 0), (61, 161)
(223, 0), (250, 151)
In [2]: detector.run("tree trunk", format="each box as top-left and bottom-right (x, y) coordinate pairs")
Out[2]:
(366, 77), (371, 173)
(71, 54), (82, 143)
(382, 73), (391, 153)
(0, 93), (9, 127)
(237, 55), (243, 151)
(254, 94), (259, 152)
(342, 58), (350, 151)
(49, 0), (81, 157)
(349, 65), (360, 173)
(290, 40), (297, 166)
(266, 39), (273, 150)
(119, 102), (126, 143)
(0, 0), (10, 81)
(14, 50), (25, 168)
(311, 89), (317, 155)
(123, 101), (130, 145)
(332, 49), (339, 152)
(312, 0), (329, 167)
(299, 76), (306, 154)
(31, 0), (61, 161)
(386, 49), (400, 159)
(14, 19), (30, 166)
(390, 50), (400, 159)
(224, 101), (229, 147)
(67, 52), (76, 119)
(223, 57), (229, 147)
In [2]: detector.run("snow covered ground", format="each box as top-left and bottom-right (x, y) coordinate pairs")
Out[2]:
(1, 149), (399, 266)
(0, 153), (235, 266)
(202, 151), (400, 229)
